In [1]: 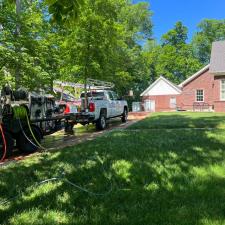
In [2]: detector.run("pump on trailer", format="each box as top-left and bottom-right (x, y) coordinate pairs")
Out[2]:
(0, 85), (76, 160)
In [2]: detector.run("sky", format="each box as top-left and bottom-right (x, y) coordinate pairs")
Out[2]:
(133, 0), (225, 42)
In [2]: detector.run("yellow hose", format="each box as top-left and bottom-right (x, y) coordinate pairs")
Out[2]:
(25, 113), (45, 150)
(13, 105), (45, 150)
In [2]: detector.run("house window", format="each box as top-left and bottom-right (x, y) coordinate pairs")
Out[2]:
(196, 89), (204, 102)
(221, 80), (225, 100)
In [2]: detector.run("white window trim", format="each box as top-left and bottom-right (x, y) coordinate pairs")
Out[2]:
(220, 80), (225, 101)
(196, 89), (204, 102)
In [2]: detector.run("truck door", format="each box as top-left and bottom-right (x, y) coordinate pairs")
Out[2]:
(112, 92), (122, 116)
(107, 92), (116, 117)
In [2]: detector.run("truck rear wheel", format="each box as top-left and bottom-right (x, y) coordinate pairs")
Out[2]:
(17, 126), (42, 153)
(0, 131), (14, 159)
(96, 113), (106, 130)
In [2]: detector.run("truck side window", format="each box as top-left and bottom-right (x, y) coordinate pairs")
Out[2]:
(108, 92), (114, 100)
(112, 92), (119, 100)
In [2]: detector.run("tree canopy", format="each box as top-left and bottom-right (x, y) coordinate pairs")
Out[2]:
(0, 1), (224, 99)
(192, 19), (225, 64)
(0, 0), (154, 99)
(144, 21), (202, 85)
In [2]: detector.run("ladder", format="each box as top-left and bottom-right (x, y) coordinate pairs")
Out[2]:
(53, 78), (114, 90)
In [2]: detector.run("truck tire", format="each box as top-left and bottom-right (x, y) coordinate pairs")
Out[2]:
(0, 131), (14, 159)
(17, 126), (42, 153)
(96, 112), (107, 130)
(121, 108), (128, 123)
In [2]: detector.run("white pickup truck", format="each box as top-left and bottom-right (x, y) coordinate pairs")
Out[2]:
(76, 90), (128, 130)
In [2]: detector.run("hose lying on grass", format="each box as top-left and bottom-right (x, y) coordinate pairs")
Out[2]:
(0, 158), (112, 206)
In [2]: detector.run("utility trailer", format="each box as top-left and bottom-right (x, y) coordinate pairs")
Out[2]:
(0, 86), (76, 160)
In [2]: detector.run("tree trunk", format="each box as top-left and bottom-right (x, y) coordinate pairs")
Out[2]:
(15, 0), (21, 89)
(83, 26), (91, 111)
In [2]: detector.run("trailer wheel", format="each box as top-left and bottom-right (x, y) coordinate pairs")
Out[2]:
(17, 126), (42, 153)
(64, 122), (74, 134)
(121, 108), (128, 123)
(0, 131), (14, 159)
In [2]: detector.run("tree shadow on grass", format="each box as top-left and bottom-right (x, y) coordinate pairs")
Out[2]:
(1, 114), (225, 224)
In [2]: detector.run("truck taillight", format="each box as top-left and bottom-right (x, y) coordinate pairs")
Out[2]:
(64, 104), (70, 114)
(89, 102), (95, 112)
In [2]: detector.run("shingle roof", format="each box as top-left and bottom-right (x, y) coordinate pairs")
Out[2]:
(210, 40), (225, 75)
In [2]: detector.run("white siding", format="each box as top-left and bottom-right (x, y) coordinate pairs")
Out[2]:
(143, 79), (180, 96)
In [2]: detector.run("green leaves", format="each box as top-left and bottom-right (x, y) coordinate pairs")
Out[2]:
(45, 0), (84, 24)
(161, 21), (188, 48)
(192, 19), (225, 64)
(0, 0), (62, 90)
(58, 0), (153, 97)
(0, 0), (153, 96)
(45, 0), (58, 5)
(144, 21), (202, 85)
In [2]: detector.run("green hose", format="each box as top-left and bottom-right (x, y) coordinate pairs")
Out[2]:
(13, 105), (27, 120)
(13, 105), (45, 150)
(25, 113), (45, 150)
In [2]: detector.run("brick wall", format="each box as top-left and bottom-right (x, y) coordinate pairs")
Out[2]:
(177, 70), (225, 112)
(141, 69), (225, 112)
(142, 95), (179, 112)
(177, 69), (214, 111)
(213, 75), (225, 112)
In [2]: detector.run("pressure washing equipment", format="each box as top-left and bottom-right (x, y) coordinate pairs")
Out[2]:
(12, 105), (45, 151)
(0, 124), (7, 162)
(25, 113), (45, 150)
(0, 101), (7, 162)
(0, 91), (43, 156)
(12, 105), (27, 120)
(0, 85), (73, 159)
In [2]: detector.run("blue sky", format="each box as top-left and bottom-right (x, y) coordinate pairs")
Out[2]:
(133, 0), (225, 42)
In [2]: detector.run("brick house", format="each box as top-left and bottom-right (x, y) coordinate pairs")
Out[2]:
(140, 76), (181, 112)
(141, 41), (225, 112)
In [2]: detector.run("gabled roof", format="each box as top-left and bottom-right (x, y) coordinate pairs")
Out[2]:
(210, 40), (225, 75)
(140, 76), (181, 96)
(179, 64), (210, 87)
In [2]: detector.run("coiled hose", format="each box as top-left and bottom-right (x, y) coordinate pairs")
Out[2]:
(13, 105), (45, 150)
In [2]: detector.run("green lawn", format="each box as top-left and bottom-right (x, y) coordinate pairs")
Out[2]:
(1, 112), (225, 225)
(129, 112), (225, 129)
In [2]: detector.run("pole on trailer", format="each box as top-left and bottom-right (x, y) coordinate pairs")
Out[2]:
(60, 84), (64, 101)
(84, 77), (88, 111)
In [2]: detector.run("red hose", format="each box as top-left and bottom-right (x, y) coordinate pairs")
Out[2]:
(0, 124), (7, 162)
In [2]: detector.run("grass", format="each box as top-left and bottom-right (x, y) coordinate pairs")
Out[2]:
(129, 112), (225, 129)
(1, 112), (225, 225)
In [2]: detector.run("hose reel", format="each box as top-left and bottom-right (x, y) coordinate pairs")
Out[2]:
(12, 105), (28, 120)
